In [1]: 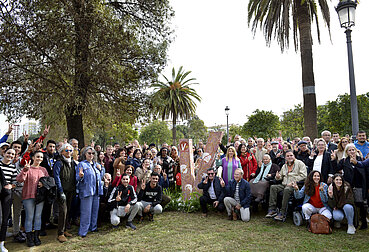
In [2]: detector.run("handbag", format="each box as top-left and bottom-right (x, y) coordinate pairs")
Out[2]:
(352, 188), (363, 203)
(309, 214), (332, 234)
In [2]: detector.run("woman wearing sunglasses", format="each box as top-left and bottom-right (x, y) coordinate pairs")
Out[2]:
(76, 147), (104, 237)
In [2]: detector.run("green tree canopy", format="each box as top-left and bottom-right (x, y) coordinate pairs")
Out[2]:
(0, 0), (173, 147)
(280, 104), (304, 139)
(139, 120), (172, 147)
(242, 109), (280, 140)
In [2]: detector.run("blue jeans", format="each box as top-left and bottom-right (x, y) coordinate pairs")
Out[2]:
(332, 204), (354, 225)
(79, 195), (99, 237)
(23, 198), (44, 232)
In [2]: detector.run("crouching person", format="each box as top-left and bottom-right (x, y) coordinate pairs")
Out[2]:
(137, 172), (162, 221)
(107, 173), (139, 230)
(223, 168), (251, 222)
(198, 167), (225, 217)
(293, 171), (332, 229)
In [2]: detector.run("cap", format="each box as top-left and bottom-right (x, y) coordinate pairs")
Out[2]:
(0, 142), (10, 148)
(297, 140), (308, 146)
(271, 141), (279, 145)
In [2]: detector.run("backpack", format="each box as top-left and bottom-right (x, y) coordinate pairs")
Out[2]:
(309, 214), (332, 234)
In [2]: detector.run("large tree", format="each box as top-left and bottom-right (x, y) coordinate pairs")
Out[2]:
(242, 109), (280, 139)
(247, 0), (331, 139)
(0, 0), (173, 147)
(151, 66), (201, 145)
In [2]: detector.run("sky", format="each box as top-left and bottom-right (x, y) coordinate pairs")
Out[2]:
(1, 0), (368, 134)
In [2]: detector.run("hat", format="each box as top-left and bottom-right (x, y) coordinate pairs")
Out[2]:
(297, 140), (308, 146)
(271, 141), (279, 145)
(0, 142), (10, 148)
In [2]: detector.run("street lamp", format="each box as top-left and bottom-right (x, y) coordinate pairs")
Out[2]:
(225, 106), (230, 144)
(336, 0), (359, 139)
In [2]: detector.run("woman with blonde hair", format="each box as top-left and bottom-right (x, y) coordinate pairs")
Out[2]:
(332, 137), (350, 163)
(217, 146), (241, 186)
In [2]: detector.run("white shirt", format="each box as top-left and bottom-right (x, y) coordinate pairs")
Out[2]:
(208, 180), (216, 199)
(313, 155), (323, 173)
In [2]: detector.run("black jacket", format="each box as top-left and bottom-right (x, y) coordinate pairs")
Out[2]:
(198, 176), (225, 202)
(225, 179), (251, 208)
(138, 182), (162, 207)
(307, 151), (334, 183)
(294, 150), (310, 166)
(107, 184), (137, 211)
(36, 176), (56, 204)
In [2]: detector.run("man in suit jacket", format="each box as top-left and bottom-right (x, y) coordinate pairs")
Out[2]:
(198, 168), (225, 217)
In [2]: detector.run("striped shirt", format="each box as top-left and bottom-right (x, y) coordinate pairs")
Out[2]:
(234, 182), (240, 203)
(0, 161), (17, 184)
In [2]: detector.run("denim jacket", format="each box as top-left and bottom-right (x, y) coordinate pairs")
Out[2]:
(76, 160), (104, 198)
(294, 182), (331, 211)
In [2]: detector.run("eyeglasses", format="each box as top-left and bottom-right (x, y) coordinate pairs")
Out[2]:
(65, 149), (73, 153)
(86, 152), (94, 155)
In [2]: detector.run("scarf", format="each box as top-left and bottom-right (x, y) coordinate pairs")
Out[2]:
(253, 161), (272, 184)
(63, 156), (72, 164)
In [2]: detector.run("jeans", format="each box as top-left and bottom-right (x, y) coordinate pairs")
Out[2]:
(79, 195), (99, 237)
(332, 204), (354, 225)
(12, 192), (23, 234)
(23, 198), (44, 233)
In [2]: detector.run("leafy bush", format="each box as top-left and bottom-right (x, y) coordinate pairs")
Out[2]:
(164, 188), (201, 213)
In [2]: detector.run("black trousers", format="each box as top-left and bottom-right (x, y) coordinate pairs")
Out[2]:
(199, 195), (225, 213)
(0, 189), (12, 241)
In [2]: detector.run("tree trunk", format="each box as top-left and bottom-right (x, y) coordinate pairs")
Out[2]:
(172, 117), (177, 146)
(70, 0), (93, 148)
(65, 105), (85, 148)
(296, 1), (318, 139)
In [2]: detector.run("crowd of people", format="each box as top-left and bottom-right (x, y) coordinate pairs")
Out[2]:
(0, 124), (368, 251)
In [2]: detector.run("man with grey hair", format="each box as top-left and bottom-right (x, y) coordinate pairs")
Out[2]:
(321, 130), (337, 153)
(53, 143), (77, 242)
(223, 168), (251, 222)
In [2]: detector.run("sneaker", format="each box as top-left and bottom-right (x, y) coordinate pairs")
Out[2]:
(347, 224), (356, 234)
(64, 231), (73, 237)
(274, 213), (284, 221)
(265, 210), (278, 218)
(13, 232), (26, 243)
(0, 242), (8, 252)
(126, 222), (136, 230)
(57, 235), (67, 243)
(334, 221), (341, 229)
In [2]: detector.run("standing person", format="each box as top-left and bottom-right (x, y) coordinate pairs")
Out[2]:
(223, 168), (251, 222)
(135, 159), (152, 192)
(40, 140), (57, 236)
(354, 130), (369, 159)
(137, 172), (163, 221)
(307, 138), (334, 183)
(197, 167), (225, 217)
(53, 143), (76, 243)
(112, 148), (126, 179)
(321, 130), (338, 153)
(16, 151), (49, 247)
(76, 147), (104, 238)
(170, 146), (180, 178)
(333, 137), (350, 163)
(253, 138), (268, 168)
(103, 145), (114, 176)
(128, 149), (143, 170)
(269, 141), (281, 165)
(217, 147), (241, 186)
(293, 171), (332, 229)
(0, 148), (17, 252)
(156, 147), (175, 188)
(335, 144), (367, 230)
(328, 174), (356, 234)
(238, 143), (257, 181)
(265, 151), (307, 221)
(294, 141), (311, 166)
(332, 133), (340, 144)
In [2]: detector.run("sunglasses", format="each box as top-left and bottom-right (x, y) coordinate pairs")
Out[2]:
(86, 152), (94, 155)
(208, 173), (214, 175)
(65, 149), (73, 153)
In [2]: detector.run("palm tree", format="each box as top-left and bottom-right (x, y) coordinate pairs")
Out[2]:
(247, 0), (331, 139)
(152, 66), (201, 145)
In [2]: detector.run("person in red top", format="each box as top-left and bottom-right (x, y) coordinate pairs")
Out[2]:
(112, 165), (137, 192)
(293, 170), (332, 228)
(238, 144), (257, 181)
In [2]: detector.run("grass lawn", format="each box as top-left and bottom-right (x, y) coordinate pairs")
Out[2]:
(6, 210), (369, 252)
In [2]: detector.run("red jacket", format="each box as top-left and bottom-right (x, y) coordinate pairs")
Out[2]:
(239, 153), (257, 181)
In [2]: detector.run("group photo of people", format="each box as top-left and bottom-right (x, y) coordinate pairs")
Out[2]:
(0, 123), (368, 251)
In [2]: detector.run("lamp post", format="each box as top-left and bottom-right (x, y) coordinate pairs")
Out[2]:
(336, 0), (359, 139)
(225, 106), (230, 144)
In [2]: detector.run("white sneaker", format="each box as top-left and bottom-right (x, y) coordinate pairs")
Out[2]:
(347, 224), (356, 234)
(0, 243), (8, 252)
